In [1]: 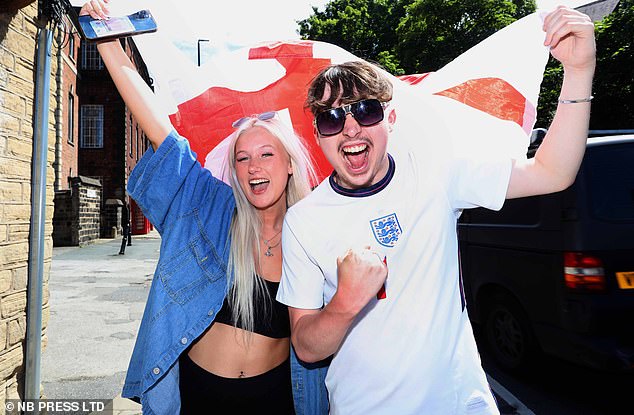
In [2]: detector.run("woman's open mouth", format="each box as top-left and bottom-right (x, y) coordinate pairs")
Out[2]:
(249, 178), (270, 194)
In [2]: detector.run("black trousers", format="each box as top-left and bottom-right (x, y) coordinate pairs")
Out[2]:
(179, 353), (295, 415)
(119, 227), (132, 254)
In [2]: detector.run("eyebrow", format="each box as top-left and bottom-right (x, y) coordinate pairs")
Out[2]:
(235, 144), (276, 154)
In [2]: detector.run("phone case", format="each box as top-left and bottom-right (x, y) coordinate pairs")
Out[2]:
(77, 10), (157, 42)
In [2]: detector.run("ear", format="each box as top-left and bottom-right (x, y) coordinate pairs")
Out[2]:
(313, 125), (322, 148)
(288, 161), (294, 175)
(387, 108), (396, 132)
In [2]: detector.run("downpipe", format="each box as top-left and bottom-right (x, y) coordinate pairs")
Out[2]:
(25, 17), (53, 410)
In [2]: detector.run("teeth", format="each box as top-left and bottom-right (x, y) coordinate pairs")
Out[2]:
(343, 144), (367, 154)
(249, 179), (269, 185)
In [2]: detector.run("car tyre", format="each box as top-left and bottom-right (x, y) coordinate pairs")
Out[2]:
(484, 293), (538, 371)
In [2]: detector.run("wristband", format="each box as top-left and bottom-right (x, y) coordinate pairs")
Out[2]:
(558, 95), (594, 104)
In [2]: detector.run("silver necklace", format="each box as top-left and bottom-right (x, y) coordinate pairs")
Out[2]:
(262, 229), (282, 257)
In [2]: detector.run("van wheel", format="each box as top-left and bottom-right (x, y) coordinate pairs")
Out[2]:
(484, 295), (536, 371)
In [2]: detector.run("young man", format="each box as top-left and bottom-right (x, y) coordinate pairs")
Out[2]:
(277, 6), (595, 414)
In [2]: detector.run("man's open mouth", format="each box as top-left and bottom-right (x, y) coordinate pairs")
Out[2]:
(342, 143), (369, 170)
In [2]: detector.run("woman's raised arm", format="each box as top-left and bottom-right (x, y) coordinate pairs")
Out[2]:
(80, 0), (173, 150)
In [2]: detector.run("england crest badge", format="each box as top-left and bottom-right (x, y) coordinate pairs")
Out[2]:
(370, 213), (402, 248)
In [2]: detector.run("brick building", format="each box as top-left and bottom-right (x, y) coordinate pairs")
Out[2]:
(0, 0), (54, 404)
(75, 38), (151, 239)
(54, 27), (79, 192)
(53, 34), (152, 245)
(1, 0), (153, 403)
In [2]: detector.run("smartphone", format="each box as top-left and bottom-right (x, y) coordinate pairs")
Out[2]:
(73, 8), (157, 42)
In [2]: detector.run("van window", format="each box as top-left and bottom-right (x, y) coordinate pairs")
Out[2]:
(584, 143), (634, 221)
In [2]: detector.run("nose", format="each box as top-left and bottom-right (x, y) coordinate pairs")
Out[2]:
(342, 113), (361, 137)
(247, 159), (262, 174)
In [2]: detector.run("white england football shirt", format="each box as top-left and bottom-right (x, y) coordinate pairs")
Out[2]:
(278, 125), (511, 414)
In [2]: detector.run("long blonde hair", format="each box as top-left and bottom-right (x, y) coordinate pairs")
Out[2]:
(225, 115), (317, 335)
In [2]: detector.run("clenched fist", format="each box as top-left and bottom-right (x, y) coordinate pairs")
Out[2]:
(333, 247), (388, 316)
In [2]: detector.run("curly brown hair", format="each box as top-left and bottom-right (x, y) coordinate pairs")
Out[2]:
(305, 61), (393, 116)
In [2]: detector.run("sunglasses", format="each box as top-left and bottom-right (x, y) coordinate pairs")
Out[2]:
(232, 111), (276, 128)
(314, 99), (389, 137)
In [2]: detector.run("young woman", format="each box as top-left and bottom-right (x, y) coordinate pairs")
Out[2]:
(79, 1), (328, 414)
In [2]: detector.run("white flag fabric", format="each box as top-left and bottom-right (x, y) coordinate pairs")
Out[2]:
(125, 0), (598, 183)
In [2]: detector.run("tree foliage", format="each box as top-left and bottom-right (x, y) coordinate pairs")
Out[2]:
(590, 0), (633, 129)
(537, 0), (634, 128)
(299, 0), (535, 74)
(395, 0), (535, 73)
(299, 0), (409, 74)
(299, 0), (633, 129)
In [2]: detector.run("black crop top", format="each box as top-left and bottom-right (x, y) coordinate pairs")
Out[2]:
(213, 278), (291, 339)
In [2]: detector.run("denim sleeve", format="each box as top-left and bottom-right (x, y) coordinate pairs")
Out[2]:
(127, 130), (234, 234)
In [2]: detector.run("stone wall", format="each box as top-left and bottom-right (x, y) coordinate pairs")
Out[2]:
(103, 198), (123, 239)
(71, 176), (101, 246)
(0, 2), (54, 403)
(54, 179), (101, 247)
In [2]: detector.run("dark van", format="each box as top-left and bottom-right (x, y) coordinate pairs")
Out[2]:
(458, 134), (634, 372)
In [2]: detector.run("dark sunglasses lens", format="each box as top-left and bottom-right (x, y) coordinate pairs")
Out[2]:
(353, 99), (384, 126)
(232, 117), (249, 128)
(258, 111), (276, 121)
(316, 108), (345, 136)
(232, 111), (276, 128)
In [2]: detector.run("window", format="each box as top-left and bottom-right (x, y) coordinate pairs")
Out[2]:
(136, 126), (139, 160)
(80, 105), (104, 148)
(67, 91), (74, 144)
(82, 42), (103, 70)
(586, 143), (634, 221)
(68, 34), (75, 61)
(129, 115), (133, 156)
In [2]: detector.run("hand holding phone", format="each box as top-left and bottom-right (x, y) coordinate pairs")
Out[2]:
(77, 9), (157, 42)
(68, 0), (157, 42)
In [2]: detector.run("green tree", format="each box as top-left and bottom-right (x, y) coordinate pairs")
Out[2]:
(300, 0), (632, 130)
(537, 0), (634, 129)
(300, 0), (535, 74)
(591, 0), (633, 129)
(536, 62), (563, 127)
(298, 0), (409, 74)
(396, 0), (535, 73)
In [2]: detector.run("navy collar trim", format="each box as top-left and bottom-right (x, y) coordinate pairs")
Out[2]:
(329, 154), (395, 198)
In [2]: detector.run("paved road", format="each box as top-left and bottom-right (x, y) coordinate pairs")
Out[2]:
(41, 231), (160, 405)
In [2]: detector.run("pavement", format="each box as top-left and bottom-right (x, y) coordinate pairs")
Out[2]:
(42, 230), (162, 415)
(41, 228), (527, 415)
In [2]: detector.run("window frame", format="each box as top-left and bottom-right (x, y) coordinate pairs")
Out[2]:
(81, 42), (104, 70)
(80, 104), (104, 149)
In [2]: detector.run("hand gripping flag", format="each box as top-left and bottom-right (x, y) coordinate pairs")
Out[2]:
(127, 0), (607, 184)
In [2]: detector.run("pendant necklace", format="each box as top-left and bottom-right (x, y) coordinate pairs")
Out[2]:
(262, 229), (282, 257)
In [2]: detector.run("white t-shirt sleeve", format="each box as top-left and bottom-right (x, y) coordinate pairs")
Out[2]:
(276, 210), (325, 310)
(447, 156), (512, 211)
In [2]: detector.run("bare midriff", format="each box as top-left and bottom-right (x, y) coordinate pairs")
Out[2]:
(187, 322), (290, 378)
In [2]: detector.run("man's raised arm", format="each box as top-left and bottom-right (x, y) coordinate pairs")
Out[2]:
(507, 6), (596, 199)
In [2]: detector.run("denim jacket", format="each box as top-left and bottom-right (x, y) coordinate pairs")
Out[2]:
(122, 131), (328, 414)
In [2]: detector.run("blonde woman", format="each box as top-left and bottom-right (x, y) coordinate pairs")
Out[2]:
(80, 1), (329, 414)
